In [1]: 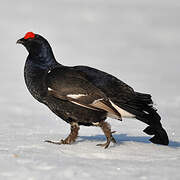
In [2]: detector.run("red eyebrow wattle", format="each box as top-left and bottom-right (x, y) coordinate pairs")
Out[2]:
(24, 32), (35, 39)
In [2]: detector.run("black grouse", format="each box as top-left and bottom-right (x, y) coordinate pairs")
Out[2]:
(17, 32), (169, 148)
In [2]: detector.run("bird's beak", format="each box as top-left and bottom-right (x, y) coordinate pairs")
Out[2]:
(16, 38), (25, 45)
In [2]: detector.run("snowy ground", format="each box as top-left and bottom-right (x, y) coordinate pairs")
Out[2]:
(0, 0), (180, 179)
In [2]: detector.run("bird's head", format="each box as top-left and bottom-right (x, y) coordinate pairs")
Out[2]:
(17, 32), (54, 58)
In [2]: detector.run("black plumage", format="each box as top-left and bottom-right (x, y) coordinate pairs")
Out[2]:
(17, 32), (169, 148)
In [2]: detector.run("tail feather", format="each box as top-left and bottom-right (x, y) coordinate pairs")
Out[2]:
(115, 92), (169, 145)
(143, 126), (156, 135)
(144, 126), (169, 145)
(120, 92), (161, 125)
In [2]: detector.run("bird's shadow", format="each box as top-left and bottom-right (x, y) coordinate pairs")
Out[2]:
(78, 134), (180, 148)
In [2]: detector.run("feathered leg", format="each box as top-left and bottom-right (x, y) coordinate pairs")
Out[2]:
(96, 121), (116, 148)
(45, 122), (80, 145)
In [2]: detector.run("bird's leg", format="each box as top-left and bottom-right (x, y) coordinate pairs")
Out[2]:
(61, 122), (80, 144)
(45, 122), (79, 145)
(96, 121), (116, 148)
(111, 131), (117, 144)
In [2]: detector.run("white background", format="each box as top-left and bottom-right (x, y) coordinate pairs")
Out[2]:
(0, 0), (179, 179)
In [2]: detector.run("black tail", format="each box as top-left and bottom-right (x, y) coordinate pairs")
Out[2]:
(143, 125), (169, 145)
(116, 92), (169, 145)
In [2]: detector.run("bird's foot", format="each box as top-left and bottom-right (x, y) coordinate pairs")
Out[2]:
(44, 140), (63, 145)
(45, 122), (79, 146)
(96, 135), (116, 149)
(96, 122), (117, 148)
(60, 137), (75, 144)
(96, 141), (110, 149)
(44, 137), (74, 145)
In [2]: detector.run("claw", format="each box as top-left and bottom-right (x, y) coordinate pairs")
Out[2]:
(96, 142), (110, 149)
(45, 139), (73, 145)
(44, 140), (62, 145)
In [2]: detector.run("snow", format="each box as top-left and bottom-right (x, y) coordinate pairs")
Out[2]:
(0, 0), (180, 179)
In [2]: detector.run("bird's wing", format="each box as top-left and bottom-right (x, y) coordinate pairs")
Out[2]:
(73, 65), (136, 104)
(73, 66), (157, 119)
(47, 66), (122, 120)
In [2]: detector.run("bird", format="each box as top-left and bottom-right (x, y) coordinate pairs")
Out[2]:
(17, 32), (169, 148)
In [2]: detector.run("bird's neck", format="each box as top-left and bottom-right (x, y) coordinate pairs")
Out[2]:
(28, 48), (59, 70)
(28, 56), (57, 71)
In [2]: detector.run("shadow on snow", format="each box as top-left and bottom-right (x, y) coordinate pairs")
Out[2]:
(78, 134), (180, 148)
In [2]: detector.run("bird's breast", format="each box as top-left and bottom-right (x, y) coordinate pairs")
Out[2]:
(24, 64), (48, 103)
